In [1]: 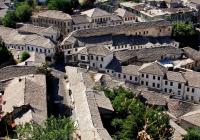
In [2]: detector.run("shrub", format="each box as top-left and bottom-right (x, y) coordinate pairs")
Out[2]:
(20, 51), (30, 61)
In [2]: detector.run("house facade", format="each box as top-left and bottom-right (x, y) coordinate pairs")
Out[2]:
(32, 10), (72, 35)
(104, 61), (200, 103)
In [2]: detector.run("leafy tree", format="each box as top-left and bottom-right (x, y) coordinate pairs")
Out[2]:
(103, 87), (173, 140)
(16, 116), (75, 140)
(47, 0), (73, 13)
(20, 51), (30, 61)
(172, 21), (198, 49)
(3, 11), (17, 28)
(0, 41), (13, 65)
(15, 3), (32, 22)
(183, 127), (200, 140)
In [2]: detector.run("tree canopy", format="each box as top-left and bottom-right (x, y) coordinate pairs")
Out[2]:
(20, 51), (30, 61)
(0, 41), (13, 65)
(183, 127), (200, 140)
(102, 87), (173, 140)
(16, 116), (75, 140)
(47, 0), (73, 13)
(172, 21), (198, 49)
(15, 3), (32, 22)
(3, 11), (17, 28)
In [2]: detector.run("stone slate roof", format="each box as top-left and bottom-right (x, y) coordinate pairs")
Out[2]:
(81, 8), (110, 18)
(79, 46), (112, 56)
(73, 20), (171, 37)
(180, 110), (200, 127)
(71, 15), (90, 24)
(115, 8), (135, 18)
(167, 99), (197, 118)
(121, 65), (141, 75)
(0, 66), (38, 81)
(18, 24), (58, 36)
(164, 71), (186, 83)
(139, 61), (167, 76)
(2, 75), (47, 124)
(114, 46), (182, 63)
(0, 26), (56, 49)
(141, 90), (167, 106)
(183, 71), (200, 88)
(88, 46), (112, 56)
(105, 57), (122, 72)
(33, 10), (72, 20)
(182, 47), (200, 61)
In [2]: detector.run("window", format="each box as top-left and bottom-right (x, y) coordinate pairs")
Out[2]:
(48, 50), (50, 53)
(186, 95), (189, 100)
(146, 74), (149, 78)
(141, 81), (144, 85)
(165, 81), (168, 85)
(170, 82), (173, 86)
(157, 84), (160, 88)
(81, 55), (85, 60)
(123, 75), (126, 79)
(152, 83), (155, 87)
(135, 77), (137, 81)
(142, 74), (144, 78)
(146, 82), (148, 86)
(93, 63), (95, 67)
(40, 49), (42, 53)
(158, 77), (160, 80)
(191, 96), (194, 101)
(107, 70), (109, 73)
(36, 48), (38, 52)
(192, 88), (195, 93)
(153, 76), (155, 80)
(130, 76), (132, 80)
(101, 57), (104, 61)
(164, 88), (167, 92)
(118, 74), (121, 78)
(169, 89), (172, 93)
(100, 64), (102, 68)
(178, 91), (181, 95)
(96, 56), (98, 61)
(187, 87), (190, 92)
(178, 83), (181, 89)
(91, 55), (93, 60)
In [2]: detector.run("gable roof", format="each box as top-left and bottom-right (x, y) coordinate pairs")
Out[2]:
(180, 110), (200, 127)
(121, 65), (141, 75)
(78, 46), (112, 56)
(81, 8), (110, 18)
(115, 8), (135, 18)
(183, 71), (200, 88)
(182, 47), (200, 61)
(165, 71), (186, 83)
(71, 15), (90, 24)
(139, 61), (167, 76)
(33, 10), (71, 20)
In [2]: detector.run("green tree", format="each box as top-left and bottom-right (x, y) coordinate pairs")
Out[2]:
(0, 41), (13, 65)
(15, 3), (32, 22)
(20, 51), (30, 61)
(183, 127), (200, 140)
(103, 87), (173, 140)
(47, 0), (72, 13)
(16, 116), (75, 140)
(172, 21), (198, 49)
(3, 11), (17, 28)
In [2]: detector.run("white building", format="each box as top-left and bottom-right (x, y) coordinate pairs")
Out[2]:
(184, 71), (200, 103)
(105, 61), (200, 103)
(139, 62), (167, 90)
(77, 46), (113, 70)
(0, 26), (56, 56)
